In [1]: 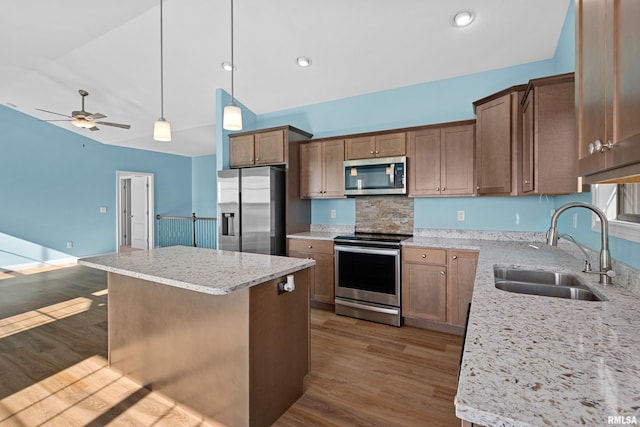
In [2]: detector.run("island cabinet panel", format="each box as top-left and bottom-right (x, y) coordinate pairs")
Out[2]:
(300, 139), (345, 199)
(520, 73), (577, 195)
(345, 132), (406, 160)
(576, 0), (640, 183)
(107, 268), (311, 427)
(288, 238), (335, 304)
(408, 123), (475, 197)
(402, 246), (478, 333)
(474, 86), (526, 195)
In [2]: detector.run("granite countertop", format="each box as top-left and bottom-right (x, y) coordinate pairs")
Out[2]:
(406, 236), (640, 427)
(78, 246), (315, 296)
(286, 231), (343, 241)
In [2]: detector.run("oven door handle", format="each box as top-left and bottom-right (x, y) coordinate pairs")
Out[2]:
(334, 299), (400, 315)
(334, 245), (400, 256)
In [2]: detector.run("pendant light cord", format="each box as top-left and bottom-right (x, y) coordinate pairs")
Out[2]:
(160, 0), (165, 119)
(230, 0), (235, 105)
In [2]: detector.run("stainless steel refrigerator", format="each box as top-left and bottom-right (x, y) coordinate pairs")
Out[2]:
(217, 167), (286, 255)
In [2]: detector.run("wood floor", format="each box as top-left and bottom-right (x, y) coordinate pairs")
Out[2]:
(0, 265), (462, 426)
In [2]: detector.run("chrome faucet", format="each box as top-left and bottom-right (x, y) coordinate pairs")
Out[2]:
(546, 202), (615, 284)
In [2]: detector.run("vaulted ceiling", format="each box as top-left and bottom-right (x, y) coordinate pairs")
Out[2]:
(0, 0), (570, 157)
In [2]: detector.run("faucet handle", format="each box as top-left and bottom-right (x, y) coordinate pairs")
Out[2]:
(583, 260), (592, 272)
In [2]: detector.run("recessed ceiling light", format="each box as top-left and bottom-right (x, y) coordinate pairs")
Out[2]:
(296, 57), (312, 67)
(453, 10), (475, 27)
(221, 62), (236, 71)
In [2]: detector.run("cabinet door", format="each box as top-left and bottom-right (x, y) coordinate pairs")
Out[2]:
(376, 132), (406, 157)
(408, 128), (441, 196)
(448, 250), (478, 327)
(322, 139), (345, 198)
(300, 142), (323, 198)
(402, 263), (447, 323)
(576, 0), (609, 175)
(521, 93), (535, 193)
(345, 136), (376, 160)
(230, 135), (255, 168)
(441, 125), (475, 196)
(255, 130), (285, 165)
(309, 252), (335, 304)
(475, 93), (516, 195)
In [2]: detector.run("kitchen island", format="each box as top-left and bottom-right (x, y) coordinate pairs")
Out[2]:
(405, 236), (640, 427)
(79, 245), (315, 427)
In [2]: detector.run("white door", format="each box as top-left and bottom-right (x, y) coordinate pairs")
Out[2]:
(130, 176), (149, 249)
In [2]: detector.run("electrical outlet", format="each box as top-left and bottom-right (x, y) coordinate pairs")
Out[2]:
(66, 241), (73, 249)
(330, 209), (337, 219)
(457, 210), (465, 221)
(99, 206), (107, 213)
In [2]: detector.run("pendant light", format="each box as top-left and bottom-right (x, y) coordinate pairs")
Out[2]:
(153, 0), (171, 141)
(223, 0), (242, 130)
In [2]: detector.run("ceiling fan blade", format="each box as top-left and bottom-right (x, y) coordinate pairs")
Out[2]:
(43, 119), (72, 122)
(36, 108), (71, 118)
(95, 121), (131, 130)
(89, 112), (106, 120)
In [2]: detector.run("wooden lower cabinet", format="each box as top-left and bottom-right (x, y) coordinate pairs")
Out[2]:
(288, 238), (335, 304)
(402, 246), (478, 329)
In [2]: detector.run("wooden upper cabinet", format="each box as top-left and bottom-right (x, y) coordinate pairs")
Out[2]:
(577, 0), (640, 183)
(300, 139), (345, 199)
(229, 126), (312, 169)
(408, 122), (475, 197)
(474, 86), (526, 195)
(345, 132), (406, 160)
(254, 130), (286, 165)
(521, 73), (577, 195)
(229, 134), (256, 168)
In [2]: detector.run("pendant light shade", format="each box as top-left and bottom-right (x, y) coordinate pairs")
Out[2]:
(154, 0), (171, 141)
(223, 0), (242, 131)
(153, 118), (172, 141)
(223, 104), (242, 131)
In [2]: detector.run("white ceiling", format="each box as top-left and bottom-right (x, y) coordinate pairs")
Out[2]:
(1, 0), (570, 157)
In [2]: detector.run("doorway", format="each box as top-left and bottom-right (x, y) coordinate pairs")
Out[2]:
(116, 171), (154, 252)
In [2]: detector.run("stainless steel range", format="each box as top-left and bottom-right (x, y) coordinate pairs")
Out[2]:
(334, 233), (411, 327)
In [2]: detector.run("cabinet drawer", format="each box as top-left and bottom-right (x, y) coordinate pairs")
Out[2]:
(288, 238), (334, 255)
(402, 247), (447, 265)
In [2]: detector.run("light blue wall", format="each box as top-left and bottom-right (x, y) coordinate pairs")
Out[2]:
(192, 154), (217, 217)
(0, 105), (193, 266)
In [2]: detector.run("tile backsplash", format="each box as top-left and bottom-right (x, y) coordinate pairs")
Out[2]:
(355, 195), (414, 235)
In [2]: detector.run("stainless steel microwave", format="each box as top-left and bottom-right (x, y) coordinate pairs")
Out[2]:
(344, 156), (406, 195)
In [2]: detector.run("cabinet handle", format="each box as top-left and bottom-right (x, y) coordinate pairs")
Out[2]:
(421, 254), (427, 258)
(524, 180), (530, 184)
(593, 139), (613, 153)
(435, 187), (440, 191)
(441, 187), (446, 192)
(452, 255), (458, 260)
(256, 158), (260, 161)
(476, 186), (480, 190)
(308, 245), (313, 249)
(440, 271), (445, 276)
(375, 150), (379, 154)
(370, 151), (375, 154)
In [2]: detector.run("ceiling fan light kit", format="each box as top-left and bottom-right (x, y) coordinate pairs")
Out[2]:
(154, 0), (172, 142)
(223, 0), (242, 131)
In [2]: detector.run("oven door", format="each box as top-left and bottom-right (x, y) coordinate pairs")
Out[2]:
(334, 244), (400, 307)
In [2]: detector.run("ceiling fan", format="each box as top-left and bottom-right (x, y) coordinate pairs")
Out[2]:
(36, 89), (131, 131)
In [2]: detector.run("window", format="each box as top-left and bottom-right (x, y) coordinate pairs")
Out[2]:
(592, 183), (640, 242)
(617, 183), (640, 223)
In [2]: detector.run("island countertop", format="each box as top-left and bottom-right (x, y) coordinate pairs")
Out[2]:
(403, 237), (640, 427)
(78, 245), (315, 295)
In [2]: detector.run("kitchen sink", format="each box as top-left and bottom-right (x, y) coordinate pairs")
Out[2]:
(494, 267), (586, 287)
(494, 267), (605, 301)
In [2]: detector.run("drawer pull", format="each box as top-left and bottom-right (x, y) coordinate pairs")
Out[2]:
(452, 255), (458, 260)
(308, 245), (313, 249)
(421, 254), (427, 258)
(440, 271), (445, 276)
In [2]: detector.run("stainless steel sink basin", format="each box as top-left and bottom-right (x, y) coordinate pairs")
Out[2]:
(494, 267), (585, 287)
(495, 280), (603, 301)
(494, 267), (605, 301)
